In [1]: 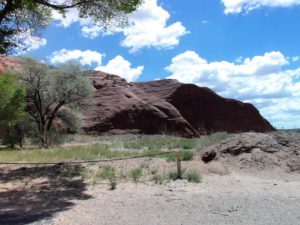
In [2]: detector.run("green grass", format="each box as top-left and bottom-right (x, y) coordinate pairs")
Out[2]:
(151, 173), (168, 185)
(0, 133), (230, 164)
(98, 165), (117, 190)
(130, 167), (143, 183)
(0, 144), (136, 163)
(168, 170), (179, 180)
(167, 150), (194, 162)
(183, 169), (202, 183)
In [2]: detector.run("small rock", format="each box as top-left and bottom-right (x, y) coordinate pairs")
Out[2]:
(201, 150), (217, 163)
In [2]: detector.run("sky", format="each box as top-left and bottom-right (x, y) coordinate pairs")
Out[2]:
(20, 0), (300, 129)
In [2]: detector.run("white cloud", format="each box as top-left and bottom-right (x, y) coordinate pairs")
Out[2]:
(222, 0), (300, 14)
(121, 0), (188, 53)
(15, 30), (47, 54)
(52, 8), (81, 27)
(95, 55), (144, 81)
(49, 49), (103, 66)
(23, 35), (47, 51)
(166, 50), (300, 128)
(292, 56), (300, 62)
(51, 0), (187, 52)
(48, 49), (143, 81)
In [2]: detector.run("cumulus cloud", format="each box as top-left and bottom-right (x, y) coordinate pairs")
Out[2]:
(49, 49), (103, 66)
(166, 51), (300, 128)
(51, 0), (187, 52)
(23, 35), (47, 51)
(121, 0), (188, 53)
(95, 55), (144, 81)
(49, 49), (143, 81)
(15, 30), (47, 54)
(222, 0), (300, 14)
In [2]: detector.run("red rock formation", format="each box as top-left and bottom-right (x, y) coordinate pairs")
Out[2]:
(0, 56), (20, 74)
(135, 81), (275, 134)
(83, 72), (200, 138)
(0, 56), (275, 138)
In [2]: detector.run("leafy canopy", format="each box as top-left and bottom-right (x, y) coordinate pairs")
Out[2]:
(0, 71), (25, 128)
(0, 0), (143, 54)
(16, 57), (94, 147)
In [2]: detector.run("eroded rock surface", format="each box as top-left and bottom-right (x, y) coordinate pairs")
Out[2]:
(202, 132), (300, 172)
(135, 80), (274, 134)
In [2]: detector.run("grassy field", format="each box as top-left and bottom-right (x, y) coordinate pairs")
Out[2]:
(0, 132), (229, 163)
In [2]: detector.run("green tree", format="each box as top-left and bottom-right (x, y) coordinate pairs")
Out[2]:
(16, 57), (94, 147)
(0, 0), (143, 54)
(0, 71), (25, 129)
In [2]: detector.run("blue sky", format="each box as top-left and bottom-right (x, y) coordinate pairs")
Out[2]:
(21, 0), (300, 129)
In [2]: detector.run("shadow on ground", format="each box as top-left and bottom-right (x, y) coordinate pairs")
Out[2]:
(0, 164), (92, 225)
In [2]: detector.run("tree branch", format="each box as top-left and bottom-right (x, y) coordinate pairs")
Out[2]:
(0, 0), (14, 24)
(33, 0), (86, 10)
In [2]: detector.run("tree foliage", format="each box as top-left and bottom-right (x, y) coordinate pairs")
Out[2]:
(16, 57), (94, 147)
(0, 71), (25, 129)
(0, 0), (143, 54)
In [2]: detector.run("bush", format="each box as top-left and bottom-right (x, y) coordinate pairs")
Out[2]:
(167, 150), (194, 162)
(183, 170), (201, 183)
(130, 167), (143, 183)
(99, 165), (117, 190)
(61, 164), (86, 178)
(152, 173), (167, 185)
(181, 150), (194, 161)
(168, 170), (179, 180)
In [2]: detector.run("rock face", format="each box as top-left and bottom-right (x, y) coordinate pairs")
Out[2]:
(83, 72), (199, 137)
(0, 56), (20, 74)
(134, 80), (274, 134)
(83, 73), (274, 137)
(0, 56), (275, 137)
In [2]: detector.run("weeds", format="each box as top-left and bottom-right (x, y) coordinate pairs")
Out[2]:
(152, 173), (168, 185)
(130, 167), (143, 183)
(167, 150), (194, 162)
(168, 170), (179, 180)
(99, 165), (117, 190)
(183, 169), (202, 183)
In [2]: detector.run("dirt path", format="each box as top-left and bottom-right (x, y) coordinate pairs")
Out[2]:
(50, 171), (300, 225)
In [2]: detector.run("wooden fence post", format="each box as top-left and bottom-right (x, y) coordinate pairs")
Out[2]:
(176, 151), (182, 179)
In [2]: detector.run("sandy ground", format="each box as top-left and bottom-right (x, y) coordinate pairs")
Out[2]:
(1, 144), (299, 225)
(47, 169), (300, 225)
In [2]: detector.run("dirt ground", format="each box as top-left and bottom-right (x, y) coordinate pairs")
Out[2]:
(1, 132), (300, 225)
(0, 158), (299, 225)
(52, 170), (300, 225)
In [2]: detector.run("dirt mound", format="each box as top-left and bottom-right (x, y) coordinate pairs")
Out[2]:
(135, 81), (275, 134)
(202, 132), (300, 172)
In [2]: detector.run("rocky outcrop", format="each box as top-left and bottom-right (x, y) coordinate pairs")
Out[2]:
(83, 72), (199, 137)
(201, 132), (300, 172)
(0, 56), (275, 138)
(0, 56), (20, 74)
(135, 80), (274, 134)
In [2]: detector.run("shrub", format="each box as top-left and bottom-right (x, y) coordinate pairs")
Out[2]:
(130, 167), (143, 183)
(168, 170), (179, 180)
(152, 173), (167, 185)
(99, 165), (117, 190)
(183, 170), (201, 183)
(181, 150), (194, 161)
(166, 150), (194, 162)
